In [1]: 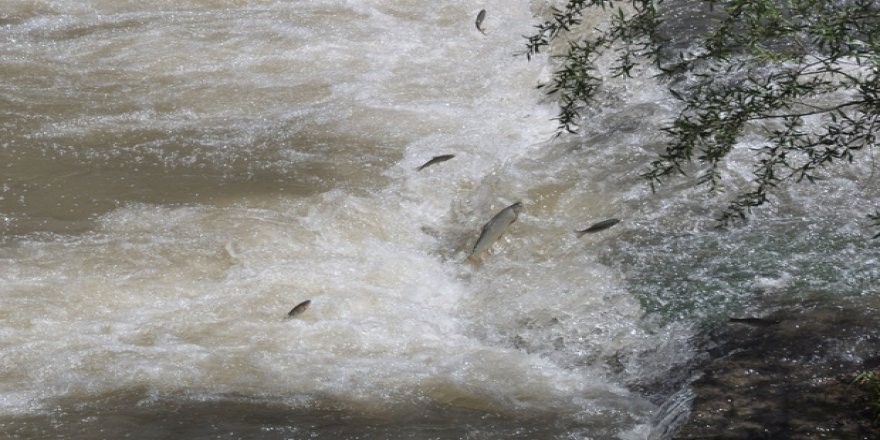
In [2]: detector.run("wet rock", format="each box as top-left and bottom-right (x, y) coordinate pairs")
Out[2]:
(675, 305), (880, 440)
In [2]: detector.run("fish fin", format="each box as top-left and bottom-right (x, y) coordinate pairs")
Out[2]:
(493, 234), (506, 245)
(466, 255), (482, 266)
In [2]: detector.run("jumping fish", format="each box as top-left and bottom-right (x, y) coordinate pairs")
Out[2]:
(416, 154), (455, 171)
(575, 218), (621, 238)
(475, 9), (487, 35)
(728, 317), (781, 327)
(467, 201), (523, 265)
(286, 299), (311, 318)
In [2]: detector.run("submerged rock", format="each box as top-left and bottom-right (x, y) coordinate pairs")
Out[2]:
(674, 305), (880, 439)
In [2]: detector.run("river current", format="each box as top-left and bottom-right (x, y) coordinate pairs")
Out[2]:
(1, 1), (878, 439)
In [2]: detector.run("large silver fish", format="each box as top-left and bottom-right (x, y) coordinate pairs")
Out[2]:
(467, 201), (523, 265)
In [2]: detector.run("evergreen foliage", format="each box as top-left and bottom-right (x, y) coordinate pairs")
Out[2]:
(526, 0), (880, 233)
(854, 370), (880, 424)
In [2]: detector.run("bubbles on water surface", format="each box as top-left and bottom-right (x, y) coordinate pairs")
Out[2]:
(7, 0), (880, 438)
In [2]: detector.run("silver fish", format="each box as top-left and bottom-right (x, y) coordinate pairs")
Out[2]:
(467, 201), (523, 265)
(575, 218), (621, 238)
(475, 9), (487, 35)
(286, 299), (311, 318)
(416, 154), (455, 171)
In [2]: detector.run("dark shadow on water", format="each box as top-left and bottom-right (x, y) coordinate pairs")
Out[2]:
(0, 390), (598, 440)
(674, 300), (880, 440)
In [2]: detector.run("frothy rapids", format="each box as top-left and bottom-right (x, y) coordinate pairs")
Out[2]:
(1, 1), (878, 439)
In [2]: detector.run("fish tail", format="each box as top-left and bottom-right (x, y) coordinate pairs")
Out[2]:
(466, 254), (482, 266)
(575, 230), (587, 238)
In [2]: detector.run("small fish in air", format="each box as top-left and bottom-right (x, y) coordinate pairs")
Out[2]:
(728, 317), (781, 327)
(575, 218), (621, 238)
(475, 9), (487, 35)
(416, 154), (455, 171)
(286, 299), (311, 318)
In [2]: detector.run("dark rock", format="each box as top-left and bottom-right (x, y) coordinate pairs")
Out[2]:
(674, 305), (880, 440)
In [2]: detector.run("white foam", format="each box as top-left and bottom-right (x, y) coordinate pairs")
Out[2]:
(0, 0), (693, 434)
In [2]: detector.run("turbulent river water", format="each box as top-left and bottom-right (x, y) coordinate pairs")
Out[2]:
(2, 1), (879, 439)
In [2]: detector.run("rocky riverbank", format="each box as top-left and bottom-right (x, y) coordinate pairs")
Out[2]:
(674, 303), (880, 439)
